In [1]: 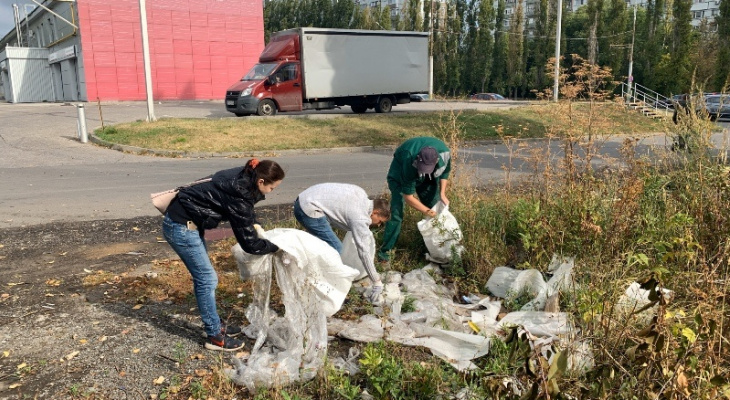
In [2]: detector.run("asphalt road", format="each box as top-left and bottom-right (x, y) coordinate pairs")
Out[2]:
(0, 100), (727, 228)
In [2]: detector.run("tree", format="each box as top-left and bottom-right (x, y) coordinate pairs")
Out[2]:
(475, 0), (496, 92)
(653, 0), (694, 94)
(527, 0), (556, 94)
(506, 0), (525, 98)
(599, 0), (628, 78)
(716, 0), (730, 90)
(490, 0), (508, 94)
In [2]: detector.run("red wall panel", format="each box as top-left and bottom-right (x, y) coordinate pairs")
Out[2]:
(78, 0), (265, 101)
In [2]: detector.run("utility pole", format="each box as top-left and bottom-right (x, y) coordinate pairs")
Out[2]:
(428, 0), (434, 98)
(139, 0), (156, 122)
(627, 5), (637, 102)
(553, 0), (563, 102)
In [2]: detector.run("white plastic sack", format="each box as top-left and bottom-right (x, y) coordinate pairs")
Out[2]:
(228, 228), (359, 390)
(417, 202), (465, 264)
(616, 281), (674, 323)
(485, 255), (574, 311)
(340, 231), (370, 281)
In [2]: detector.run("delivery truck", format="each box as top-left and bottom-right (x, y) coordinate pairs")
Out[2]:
(224, 27), (430, 116)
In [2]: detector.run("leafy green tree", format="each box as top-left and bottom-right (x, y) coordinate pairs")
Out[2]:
(490, 0), (508, 94)
(640, 0), (667, 89)
(599, 0), (628, 79)
(563, 6), (590, 70)
(506, 0), (525, 98)
(397, 0), (423, 31)
(691, 20), (719, 89)
(475, 0), (496, 92)
(443, 0), (464, 95)
(653, 0), (694, 94)
(716, 0), (730, 90)
(527, 0), (556, 94)
(585, 0), (604, 65)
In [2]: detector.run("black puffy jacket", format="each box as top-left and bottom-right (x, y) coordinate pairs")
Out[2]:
(175, 166), (278, 255)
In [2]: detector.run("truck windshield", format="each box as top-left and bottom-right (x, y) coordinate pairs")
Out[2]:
(241, 63), (278, 81)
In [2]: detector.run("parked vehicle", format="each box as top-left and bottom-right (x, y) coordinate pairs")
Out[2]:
(225, 28), (430, 116)
(470, 93), (505, 101)
(410, 93), (429, 102)
(705, 95), (730, 121)
(673, 93), (730, 123)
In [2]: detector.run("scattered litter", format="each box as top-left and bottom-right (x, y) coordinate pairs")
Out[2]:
(329, 264), (490, 371)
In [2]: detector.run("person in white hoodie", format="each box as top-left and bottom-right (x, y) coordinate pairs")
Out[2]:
(294, 183), (390, 303)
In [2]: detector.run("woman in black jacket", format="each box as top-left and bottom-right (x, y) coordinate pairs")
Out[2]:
(162, 159), (285, 351)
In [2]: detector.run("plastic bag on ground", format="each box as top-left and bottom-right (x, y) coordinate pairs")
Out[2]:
(496, 311), (576, 338)
(227, 228), (359, 390)
(417, 202), (465, 264)
(485, 255), (574, 311)
(616, 281), (674, 323)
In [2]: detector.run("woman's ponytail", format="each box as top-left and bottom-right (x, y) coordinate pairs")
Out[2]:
(245, 159), (285, 184)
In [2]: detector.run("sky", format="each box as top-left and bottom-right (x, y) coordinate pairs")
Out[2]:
(0, 0), (37, 38)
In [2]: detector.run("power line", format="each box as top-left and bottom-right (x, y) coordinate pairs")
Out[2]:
(494, 29), (632, 41)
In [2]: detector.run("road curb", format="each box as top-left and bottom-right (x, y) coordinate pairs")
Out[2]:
(89, 132), (666, 159)
(89, 133), (402, 158)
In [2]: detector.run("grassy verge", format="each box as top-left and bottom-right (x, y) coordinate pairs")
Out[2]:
(95, 101), (664, 153)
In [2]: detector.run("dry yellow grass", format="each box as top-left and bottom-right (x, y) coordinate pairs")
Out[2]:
(95, 103), (665, 153)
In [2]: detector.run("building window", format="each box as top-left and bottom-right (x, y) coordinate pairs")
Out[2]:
(693, 10), (703, 18)
(47, 17), (55, 42)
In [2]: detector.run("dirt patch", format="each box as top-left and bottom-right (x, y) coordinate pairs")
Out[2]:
(0, 207), (293, 399)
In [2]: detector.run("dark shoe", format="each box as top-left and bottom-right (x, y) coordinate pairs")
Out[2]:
(202, 324), (242, 338)
(221, 324), (242, 337)
(205, 334), (245, 352)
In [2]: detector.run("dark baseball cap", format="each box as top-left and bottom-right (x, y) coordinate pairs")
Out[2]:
(416, 146), (439, 175)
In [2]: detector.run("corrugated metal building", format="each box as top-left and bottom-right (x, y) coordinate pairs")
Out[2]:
(0, 0), (265, 103)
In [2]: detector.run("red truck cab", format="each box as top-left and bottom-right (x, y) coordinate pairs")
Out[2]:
(225, 32), (302, 116)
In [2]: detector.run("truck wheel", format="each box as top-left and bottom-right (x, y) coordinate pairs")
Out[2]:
(257, 99), (277, 116)
(375, 97), (393, 113)
(351, 105), (367, 114)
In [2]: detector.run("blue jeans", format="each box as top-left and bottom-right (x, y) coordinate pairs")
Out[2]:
(293, 198), (343, 253)
(162, 214), (221, 337)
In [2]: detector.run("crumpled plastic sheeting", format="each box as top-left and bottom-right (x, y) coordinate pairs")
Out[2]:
(228, 228), (359, 390)
(331, 347), (361, 376)
(329, 264), (491, 371)
(485, 254), (575, 311)
(480, 255), (594, 376)
(417, 202), (465, 264)
(340, 231), (371, 281)
(616, 281), (674, 323)
(496, 311), (575, 337)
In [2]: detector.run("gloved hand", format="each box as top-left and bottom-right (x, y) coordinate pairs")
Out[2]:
(368, 281), (384, 304)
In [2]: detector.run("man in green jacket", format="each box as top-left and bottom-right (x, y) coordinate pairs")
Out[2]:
(377, 136), (451, 262)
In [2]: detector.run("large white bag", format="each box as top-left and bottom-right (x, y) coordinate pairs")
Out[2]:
(229, 228), (359, 390)
(417, 202), (465, 264)
(340, 231), (370, 281)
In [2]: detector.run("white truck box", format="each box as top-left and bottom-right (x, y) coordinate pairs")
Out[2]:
(299, 28), (429, 99)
